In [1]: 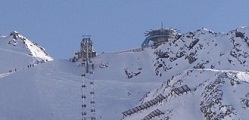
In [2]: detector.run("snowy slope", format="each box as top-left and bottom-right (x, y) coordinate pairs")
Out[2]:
(1, 27), (249, 120)
(0, 53), (161, 120)
(150, 27), (249, 79)
(123, 27), (249, 120)
(124, 69), (249, 120)
(0, 60), (81, 120)
(0, 31), (53, 74)
(0, 32), (162, 120)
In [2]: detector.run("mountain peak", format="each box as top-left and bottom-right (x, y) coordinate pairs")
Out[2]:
(8, 31), (53, 61)
(120, 26), (249, 120)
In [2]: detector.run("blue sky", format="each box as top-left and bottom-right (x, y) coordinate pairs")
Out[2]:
(0, 0), (249, 59)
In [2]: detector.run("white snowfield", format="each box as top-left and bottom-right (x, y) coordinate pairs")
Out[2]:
(0, 27), (249, 120)
(0, 32), (52, 74)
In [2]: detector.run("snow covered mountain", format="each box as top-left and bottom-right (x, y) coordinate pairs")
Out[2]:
(1, 27), (249, 120)
(0, 31), (52, 74)
(124, 69), (249, 120)
(0, 31), (161, 120)
(123, 27), (249, 120)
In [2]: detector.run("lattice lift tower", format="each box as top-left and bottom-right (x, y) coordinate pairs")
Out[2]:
(81, 35), (96, 120)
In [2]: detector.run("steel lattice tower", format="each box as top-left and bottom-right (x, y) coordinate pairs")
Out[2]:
(81, 36), (96, 120)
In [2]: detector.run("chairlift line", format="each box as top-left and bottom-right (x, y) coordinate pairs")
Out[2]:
(80, 36), (96, 120)
(81, 57), (96, 120)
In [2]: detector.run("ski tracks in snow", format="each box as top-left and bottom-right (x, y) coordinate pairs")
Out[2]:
(0, 72), (11, 79)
